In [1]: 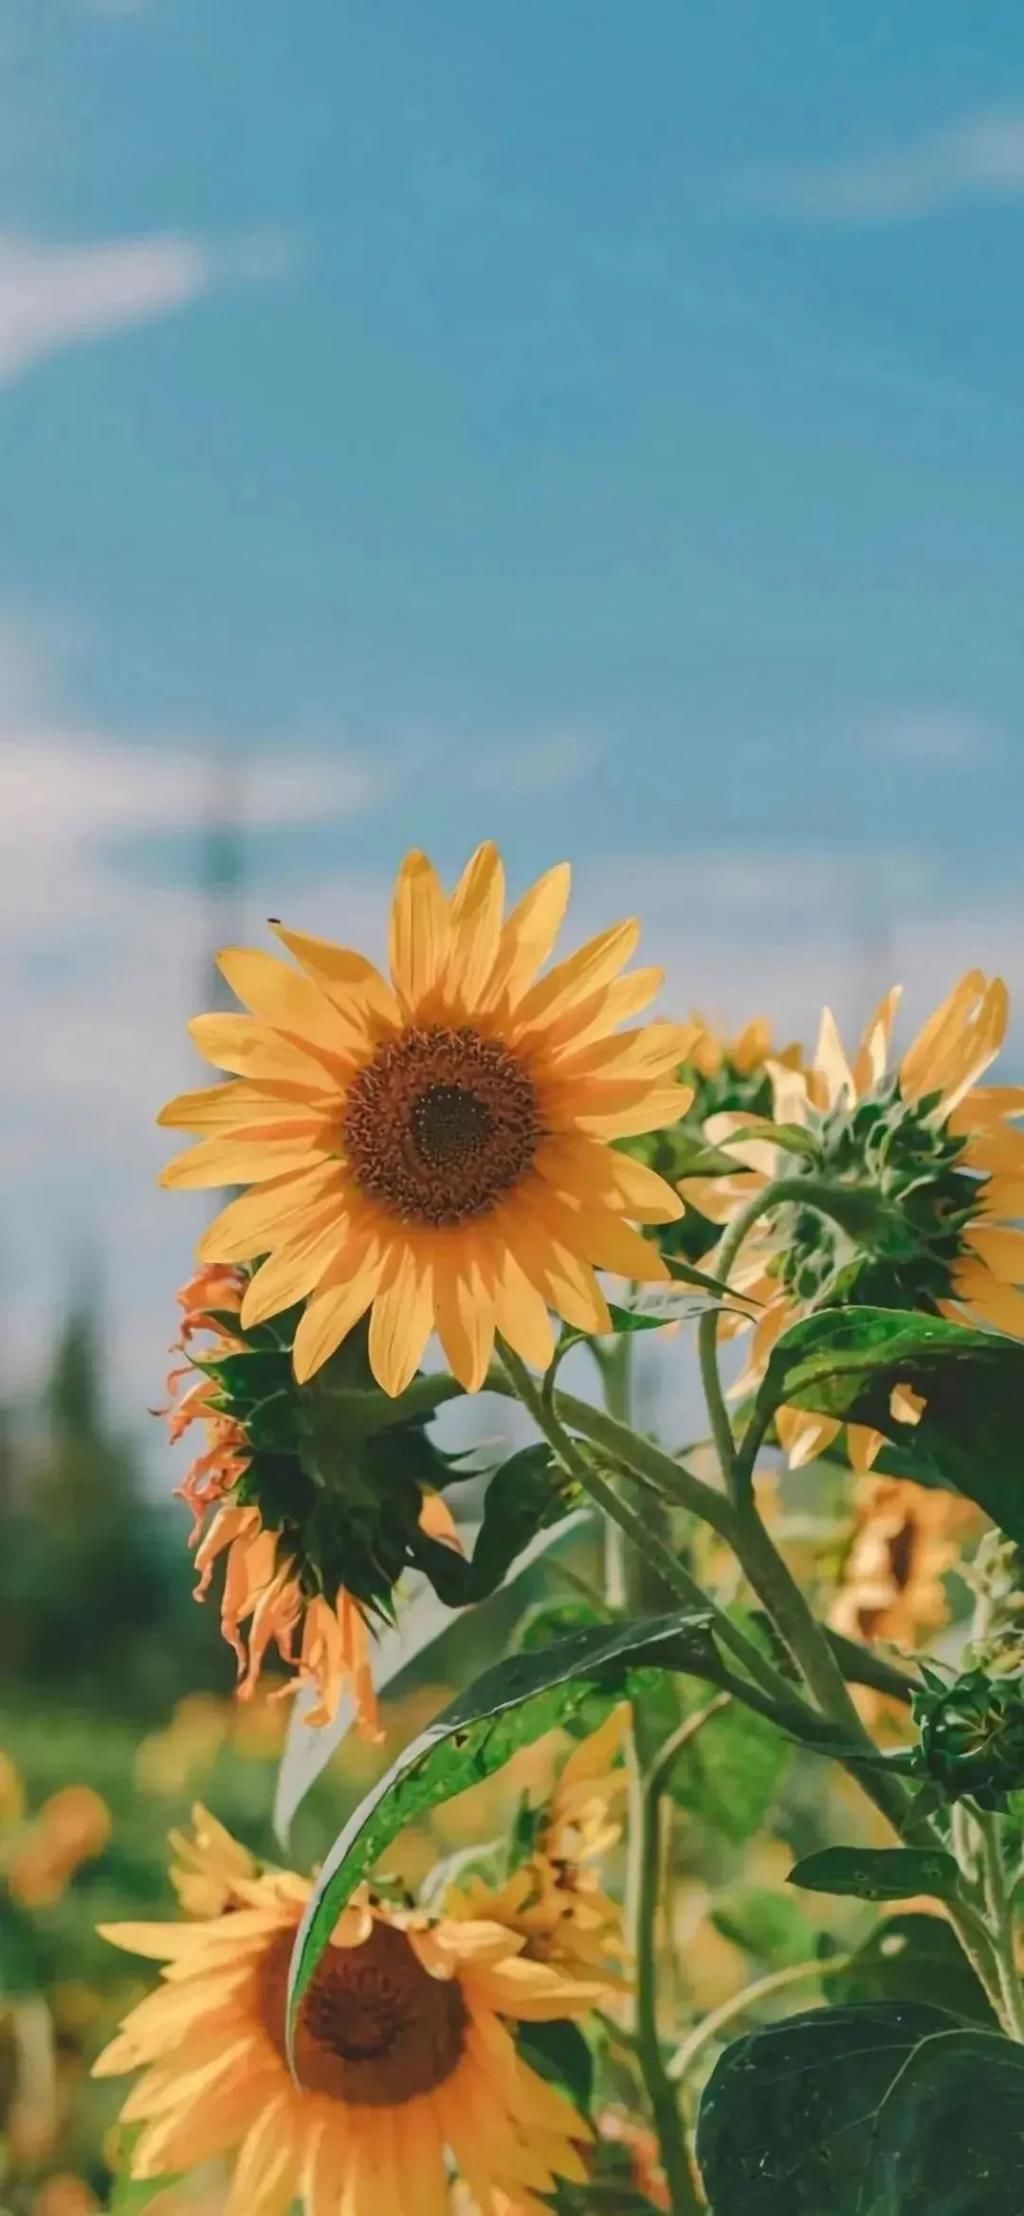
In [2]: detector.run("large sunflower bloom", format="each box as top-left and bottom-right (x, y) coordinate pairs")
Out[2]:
(95, 1818), (603, 2216)
(158, 845), (691, 1392)
(693, 973), (1024, 1468)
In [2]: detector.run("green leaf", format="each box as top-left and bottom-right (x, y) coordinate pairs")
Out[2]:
(712, 1884), (816, 1968)
(666, 1694), (790, 1848)
(286, 1610), (716, 2044)
(409, 1444), (573, 1605)
(750, 1307), (1024, 1539)
(789, 1846), (962, 1905)
(695, 2000), (956, 2213)
(826, 1912), (996, 2028)
(518, 2018), (594, 2115)
(862, 2026), (1024, 2212)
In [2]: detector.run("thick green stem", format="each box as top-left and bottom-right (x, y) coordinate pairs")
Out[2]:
(634, 1705), (728, 2213)
(977, 1813), (1024, 2042)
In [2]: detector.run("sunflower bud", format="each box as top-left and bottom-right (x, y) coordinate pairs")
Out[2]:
(914, 1666), (1024, 1810)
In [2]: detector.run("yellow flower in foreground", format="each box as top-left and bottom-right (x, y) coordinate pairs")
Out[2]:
(159, 844), (691, 1392)
(95, 1816), (603, 2216)
(695, 972), (1024, 1467)
(447, 1706), (629, 1979)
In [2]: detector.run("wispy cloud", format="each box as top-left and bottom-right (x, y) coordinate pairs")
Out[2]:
(0, 230), (293, 385)
(745, 106), (1024, 226)
(472, 731), (598, 798)
(859, 707), (999, 767)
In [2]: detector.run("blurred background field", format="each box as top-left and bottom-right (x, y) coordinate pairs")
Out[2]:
(4, 0), (1024, 2206)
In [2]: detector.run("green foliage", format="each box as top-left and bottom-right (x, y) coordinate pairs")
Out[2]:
(409, 1442), (574, 1605)
(712, 1884), (816, 1967)
(788, 1845), (962, 1904)
(286, 1610), (717, 2038)
(695, 2000), (960, 2212)
(827, 1913), (996, 2027)
(749, 1306), (1024, 1538)
(912, 1667), (1024, 1810)
(664, 1691), (790, 1847)
(518, 2018), (595, 2116)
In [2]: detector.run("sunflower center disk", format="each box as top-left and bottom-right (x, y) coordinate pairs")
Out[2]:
(287, 1922), (467, 2105)
(344, 1025), (540, 1226)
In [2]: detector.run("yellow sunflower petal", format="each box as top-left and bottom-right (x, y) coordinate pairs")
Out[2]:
(216, 948), (355, 1067)
(268, 923), (401, 1032)
(537, 965), (664, 1058)
(484, 861), (572, 1009)
(445, 840), (507, 1007)
(160, 1134), (337, 1191)
(368, 1245), (436, 1396)
(196, 1165), (346, 1264)
(434, 1254), (496, 1390)
(567, 1082), (694, 1138)
(535, 1136), (682, 1225)
(851, 986), (902, 1094)
(492, 1251), (556, 1371)
(389, 850), (451, 1012)
(900, 970), (986, 1101)
(961, 1223), (1024, 1284)
(292, 1247), (385, 1382)
(240, 1207), (356, 1329)
(512, 919), (641, 1035)
(158, 1078), (336, 1130)
(188, 1012), (332, 1083)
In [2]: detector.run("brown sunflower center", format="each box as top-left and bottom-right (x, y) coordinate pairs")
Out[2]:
(262, 1919), (467, 2106)
(343, 1026), (540, 1226)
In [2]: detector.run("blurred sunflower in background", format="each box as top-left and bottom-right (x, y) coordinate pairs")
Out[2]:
(693, 973), (1024, 1465)
(830, 1475), (980, 1717)
(445, 1705), (629, 1981)
(158, 844), (691, 1392)
(95, 1809), (608, 2216)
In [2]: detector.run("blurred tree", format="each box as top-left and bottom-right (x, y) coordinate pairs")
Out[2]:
(0, 1285), (224, 1720)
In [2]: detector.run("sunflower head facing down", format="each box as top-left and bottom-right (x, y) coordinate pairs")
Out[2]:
(95, 1810), (605, 2216)
(158, 846), (691, 1394)
(165, 1265), (461, 1732)
(695, 973), (1024, 1467)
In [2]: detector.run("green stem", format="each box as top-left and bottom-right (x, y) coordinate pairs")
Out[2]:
(668, 1954), (851, 2086)
(492, 1362), (810, 1715)
(635, 1705), (728, 2214)
(694, 1176), (818, 1493)
(977, 1812), (1024, 2042)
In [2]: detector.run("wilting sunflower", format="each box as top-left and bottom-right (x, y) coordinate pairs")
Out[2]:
(166, 1264), (461, 1733)
(446, 1706), (629, 1980)
(158, 845), (691, 1393)
(95, 1813), (603, 2216)
(694, 973), (1024, 1467)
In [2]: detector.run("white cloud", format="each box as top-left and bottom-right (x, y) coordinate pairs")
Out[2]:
(745, 106), (1024, 226)
(859, 706), (998, 767)
(0, 229), (292, 385)
(471, 731), (598, 798)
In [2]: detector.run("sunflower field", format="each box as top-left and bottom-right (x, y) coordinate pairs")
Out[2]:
(6, 843), (1024, 2215)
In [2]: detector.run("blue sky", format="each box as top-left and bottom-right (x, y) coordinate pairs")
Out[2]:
(3, 0), (1024, 1435)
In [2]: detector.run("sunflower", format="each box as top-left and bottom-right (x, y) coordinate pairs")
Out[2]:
(158, 845), (691, 1393)
(693, 973), (1024, 1467)
(445, 1706), (629, 1980)
(95, 1814), (604, 2216)
(5, 1787), (111, 1911)
(830, 1476), (979, 1725)
(166, 1264), (461, 1733)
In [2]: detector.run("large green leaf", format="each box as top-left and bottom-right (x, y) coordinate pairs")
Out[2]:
(695, 2000), (957, 2213)
(789, 1845), (961, 1905)
(750, 1307), (1024, 1538)
(286, 1610), (716, 2045)
(826, 1912), (996, 2028)
(666, 1691), (790, 1847)
(865, 2026), (1024, 2212)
